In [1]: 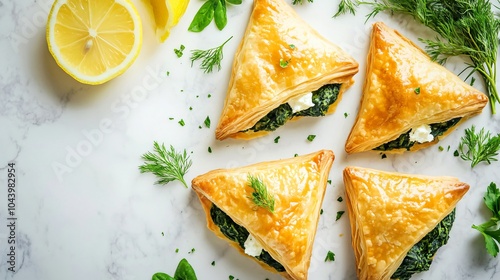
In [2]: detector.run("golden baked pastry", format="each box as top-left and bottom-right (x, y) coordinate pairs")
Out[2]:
(343, 166), (470, 280)
(215, 0), (358, 140)
(345, 22), (488, 154)
(191, 150), (335, 280)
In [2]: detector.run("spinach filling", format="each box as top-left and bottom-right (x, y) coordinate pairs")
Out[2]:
(210, 204), (286, 272)
(247, 83), (342, 132)
(374, 117), (461, 151)
(392, 209), (456, 280)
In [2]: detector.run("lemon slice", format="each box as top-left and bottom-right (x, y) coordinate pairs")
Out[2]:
(148, 0), (190, 42)
(46, 0), (143, 85)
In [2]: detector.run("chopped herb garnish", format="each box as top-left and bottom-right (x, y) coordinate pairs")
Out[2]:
(458, 126), (500, 167)
(472, 182), (500, 257)
(325, 251), (335, 262)
(337, 196), (343, 202)
(414, 87), (421, 94)
(292, 0), (313, 5)
(189, 106), (193, 110)
(381, 153), (387, 159)
(189, 248), (195, 254)
(208, 147), (212, 153)
(344, 112), (349, 118)
(204, 116), (211, 128)
(175, 248), (179, 253)
(336, 211), (345, 221)
(470, 77), (476, 86)
(327, 179), (332, 185)
(274, 136), (280, 143)
(161, 232), (164, 236)
(438, 146), (444, 151)
(178, 119), (185, 126)
(454, 150), (460, 157)
(199, 125), (202, 129)
(169, 117), (174, 120)
(139, 142), (192, 188)
(320, 209), (324, 215)
(211, 261), (215, 266)
(208, 94), (212, 98)
(289, 44), (295, 49)
(447, 145), (451, 152)
(191, 36), (233, 73)
(294, 153), (299, 157)
(307, 135), (316, 142)
(166, 71), (170, 76)
(279, 58), (290, 68)
(248, 175), (275, 213)
(174, 45), (185, 58)
(229, 276), (234, 280)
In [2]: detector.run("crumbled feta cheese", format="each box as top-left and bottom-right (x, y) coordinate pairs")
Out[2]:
(288, 92), (315, 113)
(409, 124), (434, 143)
(244, 234), (263, 257)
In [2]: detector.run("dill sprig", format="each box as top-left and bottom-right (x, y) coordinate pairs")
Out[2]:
(292, 0), (313, 5)
(139, 142), (192, 188)
(458, 126), (500, 167)
(360, 0), (500, 113)
(247, 175), (275, 213)
(333, 0), (358, 17)
(190, 36), (233, 73)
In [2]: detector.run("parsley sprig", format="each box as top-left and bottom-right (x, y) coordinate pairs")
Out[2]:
(190, 36), (233, 73)
(472, 182), (500, 257)
(247, 175), (275, 213)
(458, 126), (500, 167)
(139, 142), (192, 188)
(336, 0), (500, 113)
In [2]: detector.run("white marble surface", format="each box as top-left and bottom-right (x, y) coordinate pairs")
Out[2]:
(1, 0), (500, 279)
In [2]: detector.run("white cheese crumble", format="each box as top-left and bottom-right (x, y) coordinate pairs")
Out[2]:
(288, 92), (315, 113)
(244, 234), (264, 257)
(409, 124), (434, 143)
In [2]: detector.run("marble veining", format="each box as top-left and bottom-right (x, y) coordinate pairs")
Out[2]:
(1, 0), (500, 279)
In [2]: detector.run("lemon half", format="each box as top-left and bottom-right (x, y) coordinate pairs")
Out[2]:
(148, 0), (190, 42)
(47, 0), (143, 85)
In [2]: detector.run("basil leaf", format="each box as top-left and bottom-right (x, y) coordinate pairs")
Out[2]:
(174, 258), (198, 280)
(226, 0), (242, 4)
(188, 0), (215, 32)
(214, 0), (227, 30)
(152, 273), (175, 280)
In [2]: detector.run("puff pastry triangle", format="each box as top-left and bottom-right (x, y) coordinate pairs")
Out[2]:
(215, 0), (358, 140)
(345, 22), (487, 154)
(343, 166), (469, 280)
(192, 150), (335, 280)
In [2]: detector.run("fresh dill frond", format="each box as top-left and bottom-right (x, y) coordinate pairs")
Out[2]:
(458, 126), (500, 167)
(360, 0), (500, 113)
(292, 0), (313, 5)
(333, 0), (358, 17)
(139, 142), (192, 188)
(247, 175), (275, 213)
(190, 36), (233, 73)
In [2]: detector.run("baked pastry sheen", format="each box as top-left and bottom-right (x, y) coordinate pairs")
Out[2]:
(343, 166), (469, 280)
(345, 22), (488, 154)
(215, 0), (358, 140)
(192, 150), (334, 280)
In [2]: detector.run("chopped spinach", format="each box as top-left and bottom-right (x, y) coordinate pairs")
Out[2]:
(392, 209), (455, 280)
(209, 204), (286, 272)
(374, 118), (461, 151)
(247, 84), (341, 132)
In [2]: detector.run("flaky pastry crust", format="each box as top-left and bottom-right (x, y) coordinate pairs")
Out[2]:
(345, 22), (488, 154)
(343, 166), (469, 280)
(215, 0), (358, 140)
(192, 150), (335, 280)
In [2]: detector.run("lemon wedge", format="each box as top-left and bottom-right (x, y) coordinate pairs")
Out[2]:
(46, 0), (143, 85)
(148, 0), (190, 42)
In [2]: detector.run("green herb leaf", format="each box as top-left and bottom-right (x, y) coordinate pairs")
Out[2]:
(458, 126), (500, 167)
(334, 0), (358, 17)
(139, 142), (192, 188)
(320, 209), (324, 215)
(307, 135), (316, 142)
(226, 0), (242, 4)
(279, 58), (290, 68)
(152, 273), (174, 280)
(414, 87), (421, 94)
(453, 150), (459, 157)
(336, 211), (345, 221)
(188, 0), (215, 32)
(472, 182), (500, 257)
(214, 0), (227, 30)
(190, 36), (233, 73)
(174, 258), (198, 280)
(211, 261), (215, 266)
(178, 119), (185, 126)
(324, 251), (335, 262)
(174, 45), (185, 58)
(208, 147), (212, 153)
(247, 174), (275, 213)
(289, 44), (295, 49)
(274, 136), (280, 143)
(438, 146), (444, 151)
(204, 116), (211, 128)
(337, 196), (343, 202)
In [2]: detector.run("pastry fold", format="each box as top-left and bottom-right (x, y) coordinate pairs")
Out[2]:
(343, 166), (469, 280)
(191, 150), (334, 280)
(345, 22), (488, 154)
(215, 0), (358, 140)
